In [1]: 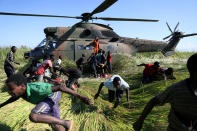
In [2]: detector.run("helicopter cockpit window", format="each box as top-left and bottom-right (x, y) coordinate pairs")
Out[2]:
(107, 45), (114, 51)
(71, 45), (74, 50)
(77, 45), (84, 50)
(101, 30), (119, 38)
(36, 38), (46, 48)
(85, 45), (93, 50)
(80, 29), (92, 38)
(46, 41), (58, 50)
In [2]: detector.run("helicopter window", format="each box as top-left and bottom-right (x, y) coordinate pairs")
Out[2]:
(101, 30), (119, 38)
(107, 45), (114, 51)
(36, 38), (46, 47)
(77, 45), (84, 50)
(71, 45), (74, 50)
(85, 45), (93, 50)
(47, 41), (58, 49)
(80, 29), (91, 38)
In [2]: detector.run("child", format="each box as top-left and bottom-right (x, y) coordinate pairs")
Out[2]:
(0, 74), (93, 131)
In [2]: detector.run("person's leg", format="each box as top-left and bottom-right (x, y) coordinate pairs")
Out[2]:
(109, 63), (112, 73)
(91, 64), (97, 77)
(4, 66), (14, 78)
(29, 112), (72, 130)
(30, 97), (72, 130)
(81, 65), (84, 74)
(50, 92), (72, 131)
(108, 90), (115, 102)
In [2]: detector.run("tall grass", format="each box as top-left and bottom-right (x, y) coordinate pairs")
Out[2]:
(0, 47), (195, 131)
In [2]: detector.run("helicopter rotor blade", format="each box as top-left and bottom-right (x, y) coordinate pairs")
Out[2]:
(166, 22), (173, 33)
(92, 17), (159, 22)
(0, 12), (82, 19)
(180, 33), (197, 38)
(174, 22), (179, 32)
(90, 0), (118, 16)
(163, 34), (173, 40)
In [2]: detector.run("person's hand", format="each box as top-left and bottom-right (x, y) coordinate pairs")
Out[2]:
(94, 93), (99, 99)
(133, 120), (143, 131)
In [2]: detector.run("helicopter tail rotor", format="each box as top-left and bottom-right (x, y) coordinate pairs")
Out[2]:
(162, 22), (197, 56)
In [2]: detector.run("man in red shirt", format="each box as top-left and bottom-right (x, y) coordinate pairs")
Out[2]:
(138, 61), (165, 84)
(34, 55), (55, 82)
(106, 50), (112, 73)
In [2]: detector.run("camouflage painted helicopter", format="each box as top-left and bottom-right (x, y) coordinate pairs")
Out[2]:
(0, 0), (189, 61)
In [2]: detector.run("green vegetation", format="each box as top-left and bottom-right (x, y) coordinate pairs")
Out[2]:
(0, 47), (195, 131)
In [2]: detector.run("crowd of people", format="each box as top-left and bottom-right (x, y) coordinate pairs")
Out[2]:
(1, 44), (197, 131)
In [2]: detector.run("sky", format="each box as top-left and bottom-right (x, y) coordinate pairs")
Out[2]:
(0, 0), (197, 51)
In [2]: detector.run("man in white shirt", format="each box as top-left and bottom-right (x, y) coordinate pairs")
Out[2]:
(94, 75), (130, 108)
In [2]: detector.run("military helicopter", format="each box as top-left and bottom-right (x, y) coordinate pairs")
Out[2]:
(162, 22), (197, 56)
(0, 0), (169, 61)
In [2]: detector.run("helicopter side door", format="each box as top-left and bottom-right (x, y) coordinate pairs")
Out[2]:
(63, 41), (75, 61)
(75, 40), (93, 61)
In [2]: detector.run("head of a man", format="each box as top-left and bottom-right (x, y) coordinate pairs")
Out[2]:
(113, 77), (121, 89)
(50, 54), (55, 62)
(11, 46), (17, 53)
(153, 61), (160, 69)
(187, 53), (197, 79)
(59, 56), (62, 60)
(5, 74), (27, 98)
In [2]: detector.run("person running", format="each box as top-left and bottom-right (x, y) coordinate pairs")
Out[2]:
(138, 61), (166, 84)
(4, 46), (20, 78)
(34, 55), (55, 82)
(133, 53), (197, 131)
(76, 54), (86, 74)
(58, 67), (82, 90)
(94, 75), (130, 108)
(0, 74), (93, 131)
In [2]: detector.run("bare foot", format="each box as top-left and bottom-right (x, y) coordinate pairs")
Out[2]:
(63, 120), (73, 131)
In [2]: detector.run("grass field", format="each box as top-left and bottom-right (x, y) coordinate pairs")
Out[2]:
(0, 47), (195, 131)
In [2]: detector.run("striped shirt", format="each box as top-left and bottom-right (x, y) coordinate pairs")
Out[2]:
(4, 50), (14, 66)
(156, 79), (197, 130)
